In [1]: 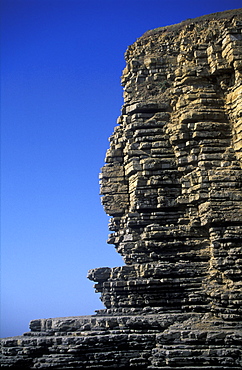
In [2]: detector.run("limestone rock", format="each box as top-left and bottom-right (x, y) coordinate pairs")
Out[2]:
(1, 9), (242, 369)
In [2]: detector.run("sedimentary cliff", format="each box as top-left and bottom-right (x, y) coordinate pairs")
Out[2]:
(2, 9), (242, 369)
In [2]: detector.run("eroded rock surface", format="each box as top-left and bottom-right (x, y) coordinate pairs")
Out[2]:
(2, 9), (242, 369)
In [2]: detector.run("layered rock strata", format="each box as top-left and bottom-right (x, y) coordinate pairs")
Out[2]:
(2, 9), (242, 369)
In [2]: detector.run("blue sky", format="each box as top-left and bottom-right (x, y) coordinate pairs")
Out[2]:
(1, 0), (241, 338)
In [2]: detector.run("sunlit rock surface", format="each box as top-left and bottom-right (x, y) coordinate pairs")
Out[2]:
(2, 9), (242, 369)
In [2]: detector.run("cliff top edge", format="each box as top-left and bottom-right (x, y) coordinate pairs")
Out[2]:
(141, 8), (242, 39)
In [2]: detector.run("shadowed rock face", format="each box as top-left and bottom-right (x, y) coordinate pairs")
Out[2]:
(2, 9), (242, 370)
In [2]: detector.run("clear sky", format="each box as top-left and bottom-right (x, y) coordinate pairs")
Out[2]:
(1, 0), (241, 338)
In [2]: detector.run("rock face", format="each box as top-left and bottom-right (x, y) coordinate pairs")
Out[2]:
(2, 9), (242, 369)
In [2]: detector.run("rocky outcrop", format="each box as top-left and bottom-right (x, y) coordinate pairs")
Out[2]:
(1, 9), (242, 369)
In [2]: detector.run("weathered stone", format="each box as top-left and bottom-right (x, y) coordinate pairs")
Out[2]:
(1, 9), (242, 369)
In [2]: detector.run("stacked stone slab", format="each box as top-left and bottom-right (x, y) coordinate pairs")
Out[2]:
(1, 9), (242, 369)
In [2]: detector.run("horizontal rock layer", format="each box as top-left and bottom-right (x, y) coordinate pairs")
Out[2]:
(2, 313), (242, 369)
(1, 9), (242, 369)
